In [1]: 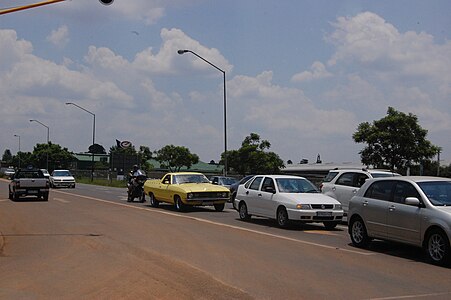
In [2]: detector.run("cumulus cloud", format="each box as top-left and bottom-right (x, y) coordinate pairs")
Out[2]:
(47, 25), (69, 48)
(291, 61), (333, 82)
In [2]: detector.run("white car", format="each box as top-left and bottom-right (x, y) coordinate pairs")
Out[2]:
(234, 175), (344, 229)
(50, 169), (76, 188)
(321, 168), (400, 218)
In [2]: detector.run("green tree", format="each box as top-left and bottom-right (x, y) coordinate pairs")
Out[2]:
(353, 107), (439, 170)
(154, 145), (199, 172)
(31, 142), (75, 170)
(222, 133), (285, 176)
(2, 149), (13, 165)
(89, 143), (106, 154)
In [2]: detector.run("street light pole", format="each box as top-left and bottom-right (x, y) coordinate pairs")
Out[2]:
(29, 119), (49, 170)
(66, 102), (96, 182)
(14, 134), (21, 168)
(177, 49), (228, 176)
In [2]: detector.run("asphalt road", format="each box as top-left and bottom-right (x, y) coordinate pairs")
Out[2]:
(1, 180), (450, 299)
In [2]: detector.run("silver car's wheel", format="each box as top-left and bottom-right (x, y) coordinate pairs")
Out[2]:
(239, 202), (250, 220)
(276, 207), (289, 228)
(426, 229), (450, 266)
(350, 217), (370, 248)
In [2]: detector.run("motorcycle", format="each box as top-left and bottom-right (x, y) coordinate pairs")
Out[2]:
(127, 170), (147, 203)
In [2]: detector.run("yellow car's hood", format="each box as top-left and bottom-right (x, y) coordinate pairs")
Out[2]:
(177, 183), (229, 193)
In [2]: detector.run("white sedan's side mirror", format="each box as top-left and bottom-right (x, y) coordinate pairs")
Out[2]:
(405, 197), (421, 207)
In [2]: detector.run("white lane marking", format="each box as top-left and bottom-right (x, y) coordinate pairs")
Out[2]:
(370, 291), (451, 300)
(0, 199), (9, 202)
(54, 190), (373, 256)
(54, 198), (70, 203)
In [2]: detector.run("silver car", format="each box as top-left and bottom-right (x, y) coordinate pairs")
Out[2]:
(348, 176), (451, 266)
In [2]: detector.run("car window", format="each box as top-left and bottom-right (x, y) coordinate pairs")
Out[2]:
(212, 177), (218, 184)
(393, 182), (421, 204)
(276, 178), (319, 193)
(261, 177), (275, 192)
(355, 173), (369, 187)
(323, 171), (339, 183)
(249, 176), (263, 190)
(418, 181), (451, 206)
(162, 174), (171, 184)
(364, 180), (395, 201)
(336, 172), (355, 187)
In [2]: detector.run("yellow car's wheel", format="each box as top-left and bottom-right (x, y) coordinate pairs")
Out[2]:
(174, 196), (185, 212)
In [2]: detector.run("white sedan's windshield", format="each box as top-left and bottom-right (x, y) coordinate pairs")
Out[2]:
(276, 178), (319, 193)
(174, 174), (210, 184)
(418, 181), (451, 206)
(53, 171), (72, 177)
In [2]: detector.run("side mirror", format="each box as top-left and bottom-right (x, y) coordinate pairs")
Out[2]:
(405, 197), (421, 207)
(264, 186), (276, 194)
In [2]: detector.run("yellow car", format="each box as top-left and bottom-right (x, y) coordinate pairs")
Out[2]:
(144, 172), (230, 211)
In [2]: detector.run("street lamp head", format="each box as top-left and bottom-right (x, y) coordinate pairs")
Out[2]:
(177, 49), (189, 55)
(99, 0), (114, 5)
(29, 119), (35, 122)
(14, 134), (19, 137)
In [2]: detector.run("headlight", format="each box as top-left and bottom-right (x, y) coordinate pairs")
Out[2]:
(187, 193), (193, 199)
(335, 204), (342, 210)
(222, 192), (228, 198)
(296, 204), (311, 209)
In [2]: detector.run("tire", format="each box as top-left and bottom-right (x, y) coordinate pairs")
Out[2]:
(214, 203), (225, 212)
(276, 207), (289, 228)
(149, 193), (159, 207)
(127, 193), (132, 202)
(425, 229), (450, 266)
(140, 192), (146, 203)
(324, 221), (338, 230)
(349, 217), (370, 248)
(13, 191), (19, 201)
(8, 189), (12, 200)
(174, 196), (185, 212)
(43, 192), (49, 201)
(239, 202), (251, 221)
(231, 193), (237, 209)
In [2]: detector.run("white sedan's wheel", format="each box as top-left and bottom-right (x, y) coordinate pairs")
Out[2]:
(276, 207), (289, 228)
(239, 202), (250, 220)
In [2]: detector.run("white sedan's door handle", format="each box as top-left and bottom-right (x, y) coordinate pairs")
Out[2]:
(362, 201), (368, 207)
(389, 205), (396, 212)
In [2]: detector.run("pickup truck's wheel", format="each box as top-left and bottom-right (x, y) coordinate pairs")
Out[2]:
(43, 192), (49, 201)
(8, 188), (13, 200)
(174, 196), (185, 212)
(149, 193), (159, 207)
(239, 202), (251, 221)
(13, 191), (19, 201)
(214, 203), (225, 212)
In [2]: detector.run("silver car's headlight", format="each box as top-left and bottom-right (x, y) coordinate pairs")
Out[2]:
(335, 204), (342, 210)
(296, 204), (312, 209)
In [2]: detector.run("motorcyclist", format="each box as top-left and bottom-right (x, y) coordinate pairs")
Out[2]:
(128, 165), (141, 194)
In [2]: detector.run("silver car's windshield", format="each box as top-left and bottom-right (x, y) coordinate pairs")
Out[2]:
(418, 181), (451, 206)
(221, 177), (238, 185)
(276, 178), (319, 193)
(174, 174), (210, 184)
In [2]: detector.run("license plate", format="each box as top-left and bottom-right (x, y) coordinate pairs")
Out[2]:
(316, 211), (332, 217)
(28, 190), (38, 194)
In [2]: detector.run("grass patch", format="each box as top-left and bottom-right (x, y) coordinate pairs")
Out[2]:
(76, 177), (127, 188)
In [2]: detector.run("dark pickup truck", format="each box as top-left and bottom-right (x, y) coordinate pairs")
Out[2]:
(8, 168), (50, 201)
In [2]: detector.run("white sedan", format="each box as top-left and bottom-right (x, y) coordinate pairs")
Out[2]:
(234, 175), (344, 229)
(50, 169), (76, 188)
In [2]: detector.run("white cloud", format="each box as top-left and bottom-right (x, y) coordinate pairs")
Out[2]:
(47, 25), (69, 48)
(133, 28), (233, 75)
(291, 61), (333, 82)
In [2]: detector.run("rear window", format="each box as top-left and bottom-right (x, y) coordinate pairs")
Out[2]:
(323, 171), (339, 183)
(370, 172), (397, 178)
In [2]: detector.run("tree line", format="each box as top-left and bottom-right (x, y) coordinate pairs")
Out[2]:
(2, 107), (449, 177)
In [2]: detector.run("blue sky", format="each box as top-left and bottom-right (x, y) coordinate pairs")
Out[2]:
(1, 0), (450, 166)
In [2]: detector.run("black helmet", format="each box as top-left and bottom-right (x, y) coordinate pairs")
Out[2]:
(132, 165), (138, 170)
